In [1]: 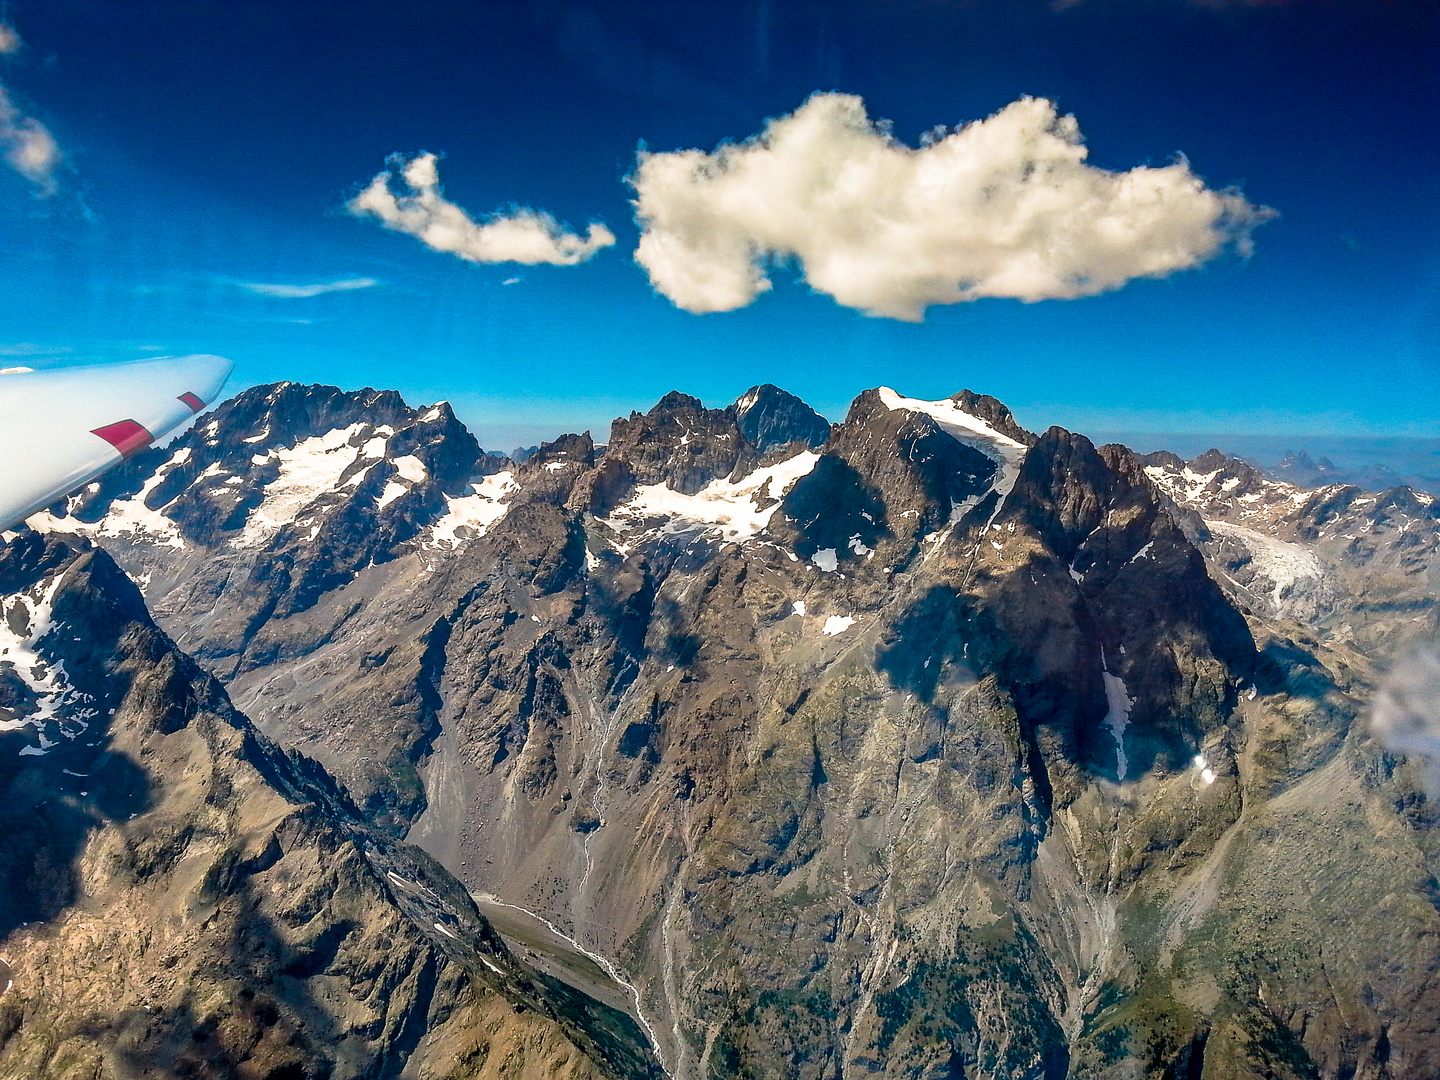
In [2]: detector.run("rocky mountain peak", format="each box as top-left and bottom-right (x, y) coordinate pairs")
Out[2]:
(604, 391), (744, 495)
(950, 425), (1258, 787)
(730, 383), (831, 453)
(1275, 448), (1325, 474)
(651, 390), (703, 412)
(1141, 445), (1309, 532)
(947, 388), (1037, 445)
(588, 385), (830, 521)
(214, 380), (417, 444)
(530, 430), (596, 468)
(774, 387), (1002, 560)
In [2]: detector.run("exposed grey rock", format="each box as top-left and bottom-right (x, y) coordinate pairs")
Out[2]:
(20, 382), (1440, 1080)
(733, 383), (832, 455)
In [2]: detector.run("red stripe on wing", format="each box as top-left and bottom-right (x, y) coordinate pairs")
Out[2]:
(178, 391), (205, 413)
(91, 419), (154, 459)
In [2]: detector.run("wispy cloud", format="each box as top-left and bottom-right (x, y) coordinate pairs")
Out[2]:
(1371, 636), (1440, 797)
(0, 342), (70, 357)
(0, 23), (62, 197)
(347, 152), (614, 266)
(236, 277), (379, 298)
(631, 92), (1274, 321)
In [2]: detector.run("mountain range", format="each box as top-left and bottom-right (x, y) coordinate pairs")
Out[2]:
(3, 378), (1437, 1080)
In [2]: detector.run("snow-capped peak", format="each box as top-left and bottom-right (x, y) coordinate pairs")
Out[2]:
(877, 386), (1029, 520)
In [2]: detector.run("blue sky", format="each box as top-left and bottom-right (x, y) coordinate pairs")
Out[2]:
(0, 0), (1436, 456)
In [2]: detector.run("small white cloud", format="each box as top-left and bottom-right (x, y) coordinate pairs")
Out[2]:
(630, 93), (1274, 321)
(502, 276), (522, 285)
(0, 23), (23, 55)
(0, 84), (60, 196)
(237, 277), (379, 298)
(347, 152), (615, 266)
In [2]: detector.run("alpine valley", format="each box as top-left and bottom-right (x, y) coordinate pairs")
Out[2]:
(3, 378), (1438, 1080)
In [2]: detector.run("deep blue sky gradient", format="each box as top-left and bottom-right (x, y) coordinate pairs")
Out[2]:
(1, 0), (1436, 455)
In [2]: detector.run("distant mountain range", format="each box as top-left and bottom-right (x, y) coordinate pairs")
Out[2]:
(1262, 448), (1440, 497)
(1097, 434), (1440, 498)
(3, 380), (1438, 1079)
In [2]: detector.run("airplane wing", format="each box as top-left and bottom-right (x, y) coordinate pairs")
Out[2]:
(0, 355), (234, 532)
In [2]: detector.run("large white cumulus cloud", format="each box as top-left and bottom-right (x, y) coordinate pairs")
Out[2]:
(347, 152), (615, 266)
(630, 93), (1274, 320)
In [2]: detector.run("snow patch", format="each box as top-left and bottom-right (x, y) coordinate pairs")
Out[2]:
(427, 471), (520, 549)
(600, 451), (820, 545)
(28, 449), (190, 549)
(812, 547), (839, 572)
(236, 423), (368, 544)
(792, 600), (806, 616)
(1205, 519), (1325, 610)
(0, 570), (98, 754)
(822, 615), (855, 636)
(1100, 649), (1132, 782)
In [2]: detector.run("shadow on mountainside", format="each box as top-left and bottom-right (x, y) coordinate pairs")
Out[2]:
(0, 534), (157, 940)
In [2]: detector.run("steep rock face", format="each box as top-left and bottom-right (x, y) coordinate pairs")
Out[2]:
(601, 391), (741, 496)
(774, 388), (1002, 564)
(976, 431), (1254, 790)
(0, 533), (661, 1080)
(21, 383), (1440, 1080)
(733, 383), (833, 456)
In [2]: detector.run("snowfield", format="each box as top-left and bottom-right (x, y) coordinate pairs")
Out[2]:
(599, 451), (821, 545)
(428, 471), (521, 549)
